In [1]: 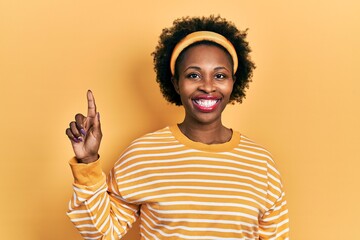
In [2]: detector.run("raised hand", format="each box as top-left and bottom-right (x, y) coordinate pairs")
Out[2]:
(66, 90), (102, 163)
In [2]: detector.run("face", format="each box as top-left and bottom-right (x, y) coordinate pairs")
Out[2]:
(172, 44), (235, 125)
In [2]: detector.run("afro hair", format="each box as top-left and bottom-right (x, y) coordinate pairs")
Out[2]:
(152, 15), (255, 106)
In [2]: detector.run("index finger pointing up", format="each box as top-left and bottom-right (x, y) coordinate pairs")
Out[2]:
(87, 90), (97, 118)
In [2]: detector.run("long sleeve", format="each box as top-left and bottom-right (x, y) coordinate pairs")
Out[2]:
(67, 126), (291, 239)
(67, 158), (140, 240)
(259, 158), (290, 239)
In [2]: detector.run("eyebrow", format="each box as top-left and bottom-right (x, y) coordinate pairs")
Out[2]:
(183, 66), (230, 73)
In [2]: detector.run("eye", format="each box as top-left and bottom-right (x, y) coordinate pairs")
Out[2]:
(215, 73), (226, 79)
(186, 73), (200, 79)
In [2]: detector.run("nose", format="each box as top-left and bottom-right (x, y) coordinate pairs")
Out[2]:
(198, 77), (216, 93)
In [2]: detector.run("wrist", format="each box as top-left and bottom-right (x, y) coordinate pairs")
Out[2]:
(76, 154), (100, 164)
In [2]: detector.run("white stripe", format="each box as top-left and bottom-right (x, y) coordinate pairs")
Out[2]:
(96, 197), (111, 231)
(117, 164), (267, 180)
(108, 170), (120, 195)
(118, 144), (184, 161)
(113, 223), (126, 239)
(267, 189), (279, 201)
(126, 140), (179, 146)
(73, 182), (107, 206)
(118, 171), (267, 187)
(259, 224), (289, 239)
(268, 181), (281, 194)
(110, 194), (139, 213)
(74, 197), (108, 226)
(73, 185), (94, 195)
(262, 209), (288, 223)
(142, 128), (171, 136)
(68, 215), (96, 223)
(142, 211), (256, 240)
(72, 174), (107, 195)
(86, 184), (108, 204)
(238, 143), (272, 155)
(115, 204), (136, 222)
(263, 194), (286, 214)
(275, 228), (289, 239)
(141, 215), (236, 240)
(68, 199), (101, 215)
(234, 148), (273, 162)
(117, 156), (267, 175)
(221, 151), (267, 165)
(135, 135), (174, 140)
(111, 208), (130, 225)
(121, 178), (267, 195)
(140, 223), (160, 240)
(141, 211), (256, 236)
(240, 136), (259, 145)
(145, 203), (259, 228)
(147, 205), (258, 221)
(267, 162), (281, 176)
(268, 172), (281, 185)
(70, 192), (79, 209)
(123, 185), (267, 205)
(135, 192), (266, 210)
(115, 149), (200, 169)
(83, 235), (102, 239)
(158, 200), (259, 213)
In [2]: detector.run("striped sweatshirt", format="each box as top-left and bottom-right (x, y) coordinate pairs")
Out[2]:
(68, 125), (289, 240)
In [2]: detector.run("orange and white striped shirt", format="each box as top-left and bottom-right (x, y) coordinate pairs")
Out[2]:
(68, 125), (289, 239)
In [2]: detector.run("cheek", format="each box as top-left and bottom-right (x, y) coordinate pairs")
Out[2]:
(178, 81), (195, 95)
(220, 81), (235, 95)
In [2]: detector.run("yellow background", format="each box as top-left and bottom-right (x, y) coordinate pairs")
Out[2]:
(1, 0), (359, 239)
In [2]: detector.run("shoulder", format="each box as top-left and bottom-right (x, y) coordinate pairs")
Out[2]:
(232, 135), (285, 198)
(113, 126), (180, 166)
(129, 126), (176, 145)
(238, 134), (283, 180)
(235, 133), (279, 168)
(237, 134), (273, 157)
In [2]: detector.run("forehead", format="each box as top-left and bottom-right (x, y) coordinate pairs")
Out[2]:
(178, 43), (233, 66)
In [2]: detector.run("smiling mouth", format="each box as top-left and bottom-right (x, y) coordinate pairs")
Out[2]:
(194, 99), (219, 107)
(192, 98), (221, 112)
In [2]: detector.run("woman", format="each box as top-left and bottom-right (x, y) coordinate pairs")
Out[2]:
(66, 16), (289, 239)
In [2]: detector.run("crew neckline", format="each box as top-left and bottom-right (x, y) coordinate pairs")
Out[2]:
(169, 124), (240, 152)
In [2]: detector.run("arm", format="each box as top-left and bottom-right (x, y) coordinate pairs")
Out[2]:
(67, 158), (139, 239)
(65, 91), (139, 239)
(259, 159), (290, 240)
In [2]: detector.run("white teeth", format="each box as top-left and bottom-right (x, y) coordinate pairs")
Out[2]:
(195, 99), (218, 107)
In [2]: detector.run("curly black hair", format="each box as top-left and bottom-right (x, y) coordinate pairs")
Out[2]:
(152, 15), (255, 106)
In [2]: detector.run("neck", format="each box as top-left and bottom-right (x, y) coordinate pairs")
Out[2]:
(178, 119), (232, 144)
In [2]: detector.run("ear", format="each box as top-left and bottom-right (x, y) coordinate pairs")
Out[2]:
(171, 77), (180, 94)
(233, 75), (237, 84)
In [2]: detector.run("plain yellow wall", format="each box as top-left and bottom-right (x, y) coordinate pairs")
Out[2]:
(1, 0), (359, 239)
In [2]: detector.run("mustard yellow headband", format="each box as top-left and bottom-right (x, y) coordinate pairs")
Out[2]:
(170, 31), (238, 75)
